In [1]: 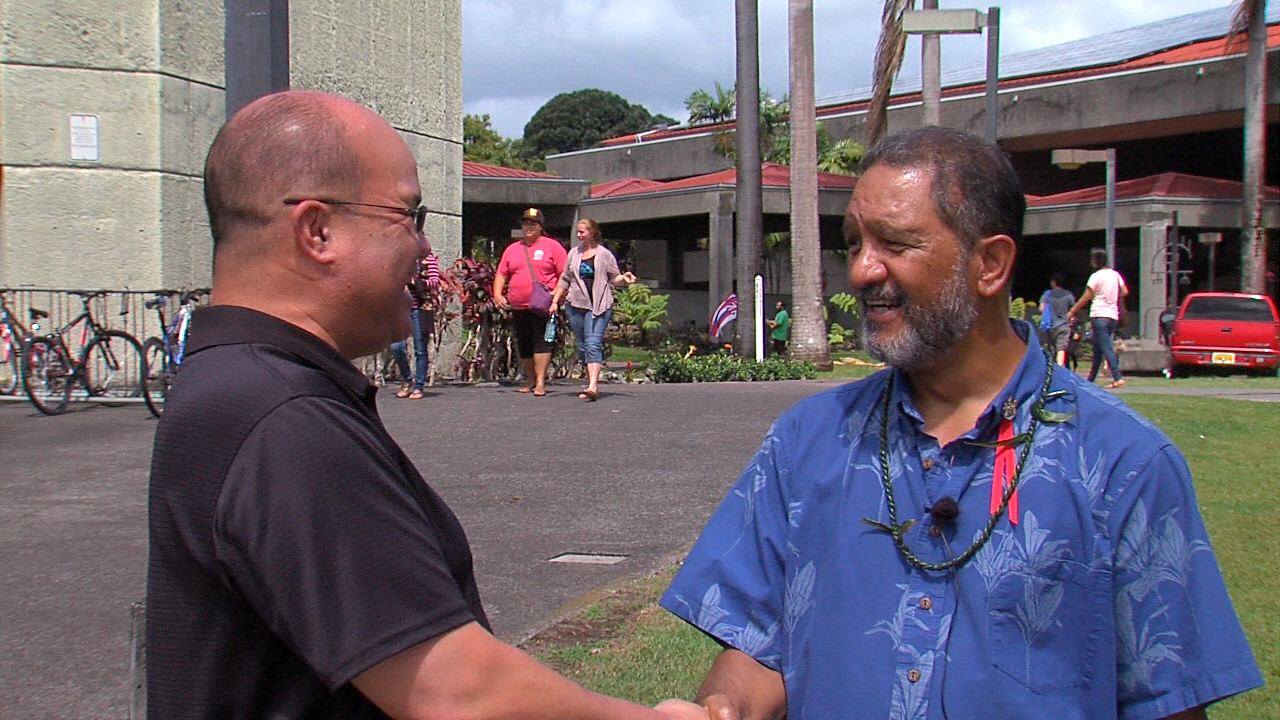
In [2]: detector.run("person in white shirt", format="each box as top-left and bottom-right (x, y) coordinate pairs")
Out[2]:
(1068, 249), (1129, 388)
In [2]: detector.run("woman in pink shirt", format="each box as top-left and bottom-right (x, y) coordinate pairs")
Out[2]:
(492, 208), (567, 396)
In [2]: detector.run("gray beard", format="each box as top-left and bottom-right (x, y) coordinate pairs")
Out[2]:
(859, 257), (978, 372)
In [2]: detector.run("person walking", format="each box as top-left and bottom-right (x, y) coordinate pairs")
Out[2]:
(493, 208), (567, 396)
(549, 218), (637, 401)
(1038, 273), (1075, 367)
(391, 251), (440, 400)
(767, 300), (790, 356)
(1069, 248), (1129, 388)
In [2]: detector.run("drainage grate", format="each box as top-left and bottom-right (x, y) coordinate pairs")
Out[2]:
(548, 552), (628, 565)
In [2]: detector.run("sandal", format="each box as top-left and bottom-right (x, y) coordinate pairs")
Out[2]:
(408, 389), (424, 400)
(1105, 379), (1127, 389)
(583, 389), (598, 402)
(395, 383), (412, 398)
(517, 385), (534, 394)
(532, 388), (547, 397)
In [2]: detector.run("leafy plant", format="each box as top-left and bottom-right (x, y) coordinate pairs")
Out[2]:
(447, 257), (517, 382)
(648, 351), (816, 383)
(612, 284), (669, 347)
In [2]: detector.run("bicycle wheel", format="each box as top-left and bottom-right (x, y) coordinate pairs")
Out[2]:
(0, 327), (19, 395)
(82, 330), (148, 407)
(142, 336), (169, 417)
(22, 337), (72, 415)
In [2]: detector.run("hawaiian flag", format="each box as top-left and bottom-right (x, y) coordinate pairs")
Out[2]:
(711, 293), (738, 338)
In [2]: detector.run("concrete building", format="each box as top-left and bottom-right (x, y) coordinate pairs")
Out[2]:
(0, 0), (463, 295)
(543, 5), (1280, 343)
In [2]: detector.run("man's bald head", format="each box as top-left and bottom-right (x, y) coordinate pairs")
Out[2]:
(204, 90), (366, 247)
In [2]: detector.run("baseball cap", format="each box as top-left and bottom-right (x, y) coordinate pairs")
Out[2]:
(519, 207), (545, 225)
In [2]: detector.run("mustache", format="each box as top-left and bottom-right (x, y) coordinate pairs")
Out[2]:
(855, 284), (907, 306)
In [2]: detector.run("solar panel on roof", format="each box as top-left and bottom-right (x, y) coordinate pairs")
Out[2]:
(817, 4), (1278, 107)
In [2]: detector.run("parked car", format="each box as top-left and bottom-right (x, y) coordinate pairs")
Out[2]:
(1166, 292), (1280, 377)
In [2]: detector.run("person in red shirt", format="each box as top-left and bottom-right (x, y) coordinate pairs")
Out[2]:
(493, 208), (567, 396)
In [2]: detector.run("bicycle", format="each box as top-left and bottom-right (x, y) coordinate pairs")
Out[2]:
(21, 290), (150, 415)
(1, 292), (46, 395)
(141, 289), (205, 417)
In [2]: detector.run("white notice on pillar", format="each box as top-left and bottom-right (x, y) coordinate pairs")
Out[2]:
(69, 114), (101, 162)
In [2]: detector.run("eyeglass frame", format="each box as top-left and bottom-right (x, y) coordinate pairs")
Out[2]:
(283, 198), (427, 234)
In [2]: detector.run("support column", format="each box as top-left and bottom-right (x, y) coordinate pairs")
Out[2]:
(225, 0), (290, 119)
(1138, 220), (1170, 340)
(709, 193), (736, 328)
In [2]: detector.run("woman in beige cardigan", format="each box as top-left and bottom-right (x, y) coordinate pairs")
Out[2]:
(549, 219), (637, 400)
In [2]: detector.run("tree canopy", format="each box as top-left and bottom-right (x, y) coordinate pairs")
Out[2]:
(522, 89), (668, 158)
(463, 114), (544, 171)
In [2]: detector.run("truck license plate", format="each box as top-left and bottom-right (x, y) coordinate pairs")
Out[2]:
(1211, 352), (1236, 365)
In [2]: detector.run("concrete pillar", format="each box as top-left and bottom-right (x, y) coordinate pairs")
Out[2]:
(1138, 220), (1171, 339)
(708, 192), (736, 326)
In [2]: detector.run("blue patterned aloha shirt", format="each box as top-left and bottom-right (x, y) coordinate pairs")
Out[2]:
(662, 322), (1262, 720)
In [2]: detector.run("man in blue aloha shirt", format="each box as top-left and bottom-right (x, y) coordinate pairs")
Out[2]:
(660, 127), (1261, 720)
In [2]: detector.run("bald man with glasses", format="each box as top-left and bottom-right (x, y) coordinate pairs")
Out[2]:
(146, 90), (707, 720)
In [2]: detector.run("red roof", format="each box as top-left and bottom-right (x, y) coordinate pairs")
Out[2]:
(591, 162), (858, 198)
(1029, 172), (1280, 206)
(462, 161), (563, 179)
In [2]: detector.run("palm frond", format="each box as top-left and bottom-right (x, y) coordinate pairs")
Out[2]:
(866, 0), (915, 146)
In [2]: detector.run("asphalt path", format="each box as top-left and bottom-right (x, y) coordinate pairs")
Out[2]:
(2, 374), (1275, 719)
(0, 378), (839, 719)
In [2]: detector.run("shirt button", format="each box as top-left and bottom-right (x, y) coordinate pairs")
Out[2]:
(919, 597), (933, 610)
(907, 669), (922, 683)
(922, 457), (934, 471)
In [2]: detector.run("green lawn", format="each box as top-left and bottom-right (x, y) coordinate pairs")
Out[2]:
(523, 394), (1278, 717)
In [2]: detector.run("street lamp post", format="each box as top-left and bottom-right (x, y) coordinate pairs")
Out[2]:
(1052, 147), (1117, 268)
(902, 6), (1001, 142)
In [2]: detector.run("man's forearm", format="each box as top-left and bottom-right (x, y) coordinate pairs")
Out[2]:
(354, 622), (704, 720)
(694, 649), (786, 720)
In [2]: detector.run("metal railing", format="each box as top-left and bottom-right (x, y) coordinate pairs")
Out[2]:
(0, 288), (209, 346)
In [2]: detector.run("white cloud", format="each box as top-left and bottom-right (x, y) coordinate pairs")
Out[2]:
(464, 0), (1234, 139)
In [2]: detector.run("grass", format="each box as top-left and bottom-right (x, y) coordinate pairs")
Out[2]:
(523, 394), (1279, 717)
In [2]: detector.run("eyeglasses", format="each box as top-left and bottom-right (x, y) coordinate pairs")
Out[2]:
(284, 199), (427, 234)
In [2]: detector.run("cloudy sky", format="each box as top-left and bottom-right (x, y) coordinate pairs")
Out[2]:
(463, 0), (1235, 139)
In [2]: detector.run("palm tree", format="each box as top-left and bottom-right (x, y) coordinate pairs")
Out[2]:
(735, 0), (763, 358)
(788, 0), (832, 370)
(1231, 0), (1268, 293)
(866, 0), (916, 147)
(685, 81), (737, 126)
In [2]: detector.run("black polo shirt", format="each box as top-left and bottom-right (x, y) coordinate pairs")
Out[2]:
(147, 306), (488, 720)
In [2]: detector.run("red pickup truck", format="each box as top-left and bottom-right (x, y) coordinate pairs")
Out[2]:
(1166, 292), (1280, 377)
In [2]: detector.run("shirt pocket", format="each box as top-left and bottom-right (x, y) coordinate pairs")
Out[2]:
(987, 559), (1111, 694)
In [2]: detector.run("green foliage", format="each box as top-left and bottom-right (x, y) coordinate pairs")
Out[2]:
(612, 283), (669, 345)
(648, 351), (817, 383)
(829, 292), (860, 315)
(828, 322), (857, 348)
(523, 89), (665, 158)
(462, 114), (544, 171)
(684, 81), (736, 125)
(828, 292), (862, 349)
(771, 121), (865, 175)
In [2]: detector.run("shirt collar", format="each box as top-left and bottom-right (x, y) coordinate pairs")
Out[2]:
(185, 305), (376, 404)
(892, 319), (1049, 441)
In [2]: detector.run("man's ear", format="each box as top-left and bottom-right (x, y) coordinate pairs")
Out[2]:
(290, 201), (339, 265)
(972, 234), (1017, 298)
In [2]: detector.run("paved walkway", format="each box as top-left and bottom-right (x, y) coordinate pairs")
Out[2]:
(1, 374), (1275, 718)
(0, 377), (836, 719)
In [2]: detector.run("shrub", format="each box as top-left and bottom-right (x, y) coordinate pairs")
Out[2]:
(613, 283), (669, 346)
(648, 351), (817, 383)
